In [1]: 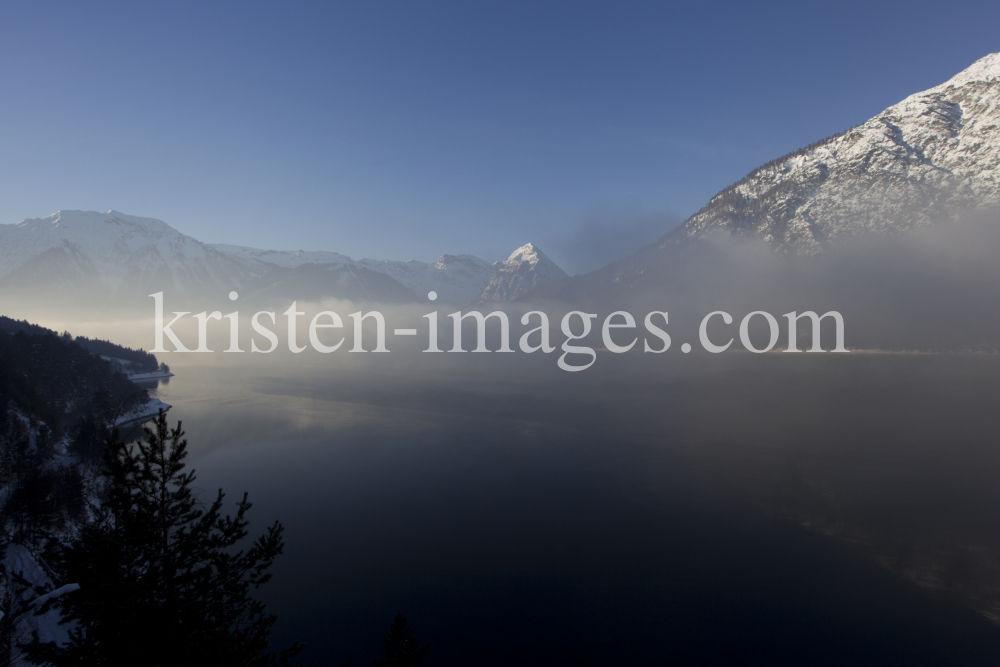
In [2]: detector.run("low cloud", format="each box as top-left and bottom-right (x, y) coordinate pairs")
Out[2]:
(546, 208), (683, 275)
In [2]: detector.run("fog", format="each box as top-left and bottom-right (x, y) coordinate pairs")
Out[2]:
(7, 211), (1000, 663)
(545, 208), (683, 274)
(7, 208), (1000, 354)
(529, 209), (1000, 353)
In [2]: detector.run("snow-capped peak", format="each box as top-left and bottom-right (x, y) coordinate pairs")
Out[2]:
(478, 242), (567, 303)
(930, 51), (1000, 91)
(647, 51), (1000, 258)
(504, 243), (545, 267)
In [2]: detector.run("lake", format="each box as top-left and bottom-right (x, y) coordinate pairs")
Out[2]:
(135, 350), (1000, 665)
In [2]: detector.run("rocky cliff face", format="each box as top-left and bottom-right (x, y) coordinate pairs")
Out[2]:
(477, 243), (567, 304)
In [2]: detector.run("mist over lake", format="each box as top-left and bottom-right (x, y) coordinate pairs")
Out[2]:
(8, 208), (1000, 664)
(4, 12), (1000, 664)
(118, 348), (1000, 665)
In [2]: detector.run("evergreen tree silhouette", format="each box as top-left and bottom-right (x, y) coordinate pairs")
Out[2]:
(26, 411), (303, 666)
(374, 614), (430, 667)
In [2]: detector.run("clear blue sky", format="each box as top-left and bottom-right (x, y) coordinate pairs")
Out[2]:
(1, 1), (998, 270)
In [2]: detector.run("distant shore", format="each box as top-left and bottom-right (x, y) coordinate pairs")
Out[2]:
(128, 369), (174, 381)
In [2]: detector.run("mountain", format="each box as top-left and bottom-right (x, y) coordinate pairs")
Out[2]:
(478, 243), (568, 304)
(361, 254), (496, 305)
(244, 262), (420, 304)
(211, 244), (495, 305)
(0, 210), (549, 309)
(211, 242), (573, 306)
(0, 210), (274, 307)
(5, 56), (998, 312)
(532, 52), (1000, 298)
(0, 211), (428, 308)
(682, 52), (1000, 251)
(212, 242), (572, 305)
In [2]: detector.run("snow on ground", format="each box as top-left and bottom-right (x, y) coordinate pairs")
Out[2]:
(4, 544), (73, 650)
(114, 397), (171, 427)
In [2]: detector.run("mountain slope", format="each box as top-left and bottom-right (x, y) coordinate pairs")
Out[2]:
(682, 52), (1000, 252)
(478, 243), (567, 304)
(0, 210), (518, 309)
(542, 52), (1000, 298)
(211, 244), (495, 305)
(0, 211), (423, 308)
(0, 210), (274, 306)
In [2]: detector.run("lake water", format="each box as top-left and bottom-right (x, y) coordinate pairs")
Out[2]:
(141, 351), (1000, 665)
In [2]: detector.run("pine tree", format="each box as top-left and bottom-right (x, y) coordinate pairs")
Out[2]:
(374, 614), (430, 667)
(26, 411), (303, 666)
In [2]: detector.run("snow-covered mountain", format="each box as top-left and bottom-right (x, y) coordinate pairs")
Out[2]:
(477, 243), (567, 304)
(531, 52), (1000, 299)
(208, 244), (356, 269)
(211, 244), (495, 305)
(0, 210), (561, 309)
(362, 254), (497, 305)
(5, 56), (998, 311)
(211, 242), (572, 305)
(211, 242), (569, 305)
(0, 210), (422, 307)
(0, 210), (272, 304)
(680, 52), (1000, 252)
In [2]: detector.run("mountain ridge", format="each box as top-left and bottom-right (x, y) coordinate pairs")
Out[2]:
(672, 52), (1000, 251)
(0, 210), (567, 308)
(527, 51), (1000, 299)
(7, 54), (997, 309)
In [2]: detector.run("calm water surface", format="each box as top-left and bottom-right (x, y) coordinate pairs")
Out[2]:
(146, 353), (1000, 665)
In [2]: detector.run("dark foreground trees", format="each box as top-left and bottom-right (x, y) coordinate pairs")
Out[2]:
(27, 412), (302, 666)
(375, 614), (430, 667)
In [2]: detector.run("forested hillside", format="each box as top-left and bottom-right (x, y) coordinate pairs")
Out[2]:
(0, 317), (158, 374)
(0, 318), (301, 665)
(0, 327), (148, 438)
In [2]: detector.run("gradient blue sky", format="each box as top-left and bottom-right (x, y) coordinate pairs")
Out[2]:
(2, 1), (998, 270)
